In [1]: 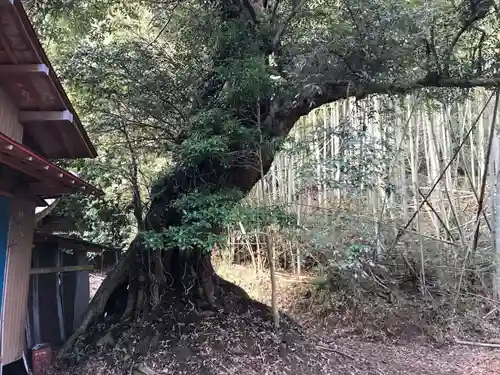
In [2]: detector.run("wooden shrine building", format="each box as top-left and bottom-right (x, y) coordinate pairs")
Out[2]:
(0, 0), (103, 369)
(27, 232), (119, 352)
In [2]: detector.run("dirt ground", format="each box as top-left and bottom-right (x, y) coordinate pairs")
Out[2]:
(81, 269), (500, 375)
(343, 340), (500, 374)
(90, 273), (105, 300)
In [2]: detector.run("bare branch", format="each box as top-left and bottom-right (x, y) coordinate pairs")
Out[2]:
(270, 0), (281, 24)
(35, 198), (61, 225)
(146, 0), (183, 48)
(472, 27), (487, 74)
(444, 0), (494, 74)
(456, 338), (500, 348)
(272, 0), (307, 50)
(470, 87), (500, 255)
(240, 0), (258, 23)
(444, 25), (475, 75)
(340, 0), (364, 37)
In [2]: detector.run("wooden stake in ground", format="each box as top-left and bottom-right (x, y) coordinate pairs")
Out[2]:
(257, 99), (279, 329)
(455, 338), (500, 348)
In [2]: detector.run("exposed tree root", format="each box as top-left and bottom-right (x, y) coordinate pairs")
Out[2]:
(58, 233), (251, 360)
(57, 238), (138, 358)
(53, 283), (376, 375)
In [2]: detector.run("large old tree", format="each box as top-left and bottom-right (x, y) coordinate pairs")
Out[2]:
(28, 0), (500, 354)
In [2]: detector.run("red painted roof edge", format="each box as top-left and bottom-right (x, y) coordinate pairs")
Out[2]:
(0, 132), (103, 197)
(11, 0), (98, 159)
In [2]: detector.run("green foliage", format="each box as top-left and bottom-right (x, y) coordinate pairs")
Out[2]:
(51, 194), (130, 247)
(341, 244), (373, 272)
(219, 57), (274, 106)
(27, 0), (500, 256)
(144, 189), (242, 252)
(231, 203), (295, 230)
(143, 187), (295, 253)
(178, 133), (230, 167)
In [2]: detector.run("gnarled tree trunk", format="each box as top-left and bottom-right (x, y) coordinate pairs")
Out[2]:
(58, 109), (294, 357)
(58, 0), (500, 358)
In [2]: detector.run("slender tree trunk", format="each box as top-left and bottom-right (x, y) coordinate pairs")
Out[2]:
(493, 154), (500, 298)
(258, 101), (279, 329)
(239, 221), (257, 274)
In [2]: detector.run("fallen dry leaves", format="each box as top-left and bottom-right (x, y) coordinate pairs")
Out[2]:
(53, 297), (378, 375)
(65, 267), (500, 375)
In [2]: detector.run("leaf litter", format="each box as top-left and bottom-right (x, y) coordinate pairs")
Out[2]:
(55, 273), (500, 375)
(53, 293), (380, 375)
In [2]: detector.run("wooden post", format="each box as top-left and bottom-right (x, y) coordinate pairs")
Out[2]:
(36, 244), (62, 346)
(25, 311), (32, 352)
(30, 265), (93, 275)
(55, 251), (66, 343)
(61, 252), (76, 339)
(31, 249), (41, 346)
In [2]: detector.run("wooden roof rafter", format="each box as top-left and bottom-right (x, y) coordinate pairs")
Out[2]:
(33, 231), (117, 254)
(0, 63), (49, 75)
(0, 0), (97, 159)
(19, 110), (74, 122)
(0, 132), (103, 198)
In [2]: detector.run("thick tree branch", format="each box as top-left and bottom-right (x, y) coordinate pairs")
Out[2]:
(444, 0), (494, 74)
(270, 0), (281, 23)
(272, 0), (307, 50)
(241, 0), (258, 23)
(35, 198), (61, 225)
(366, 76), (500, 96)
(286, 75), (500, 126)
(120, 127), (145, 231)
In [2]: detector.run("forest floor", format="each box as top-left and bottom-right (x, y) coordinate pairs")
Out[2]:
(80, 266), (500, 375)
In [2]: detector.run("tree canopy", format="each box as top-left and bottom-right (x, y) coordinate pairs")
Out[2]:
(29, 0), (500, 251)
(26, 0), (500, 356)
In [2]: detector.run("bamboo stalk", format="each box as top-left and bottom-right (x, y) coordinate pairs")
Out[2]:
(471, 89), (500, 255)
(390, 92), (495, 251)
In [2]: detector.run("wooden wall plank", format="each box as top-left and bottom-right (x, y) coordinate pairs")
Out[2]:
(30, 265), (93, 275)
(61, 252), (76, 339)
(27, 248), (92, 347)
(0, 87), (23, 142)
(36, 244), (62, 347)
(55, 251), (65, 342)
(0, 195), (12, 365)
(2, 198), (35, 365)
(27, 247), (40, 348)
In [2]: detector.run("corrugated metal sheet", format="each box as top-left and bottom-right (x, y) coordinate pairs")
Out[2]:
(0, 88), (23, 142)
(2, 197), (35, 365)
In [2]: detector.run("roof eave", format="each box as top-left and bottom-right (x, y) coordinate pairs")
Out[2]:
(3, 0), (98, 159)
